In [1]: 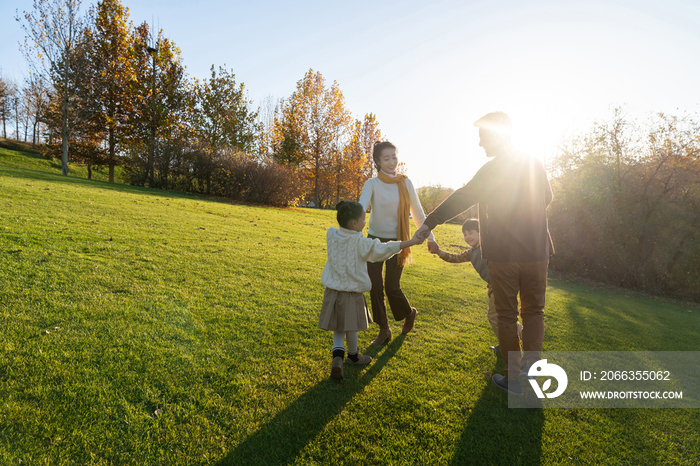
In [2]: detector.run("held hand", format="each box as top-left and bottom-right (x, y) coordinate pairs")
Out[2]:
(427, 239), (439, 254)
(415, 224), (431, 241)
(411, 229), (426, 245)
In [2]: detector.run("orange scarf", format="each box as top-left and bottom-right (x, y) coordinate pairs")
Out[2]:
(377, 171), (413, 267)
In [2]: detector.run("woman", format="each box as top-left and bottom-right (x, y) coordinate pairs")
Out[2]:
(359, 141), (435, 345)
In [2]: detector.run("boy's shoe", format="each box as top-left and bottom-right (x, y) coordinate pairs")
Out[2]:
(401, 308), (418, 334)
(492, 374), (523, 396)
(518, 362), (543, 408)
(345, 353), (372, 365)
(330, 356), (344, 379)
(489, 344), (500, 354)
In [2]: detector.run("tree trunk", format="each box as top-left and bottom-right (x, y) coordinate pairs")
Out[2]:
(15, 99), (19, 140)
(61, 94), (69, 176)
(314, 152), (320, 207)
(108, 125), (115, 183)
(61, 64), (70, 175)
(87, 161), (92, 179)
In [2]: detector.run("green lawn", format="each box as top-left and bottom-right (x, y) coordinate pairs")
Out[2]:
(1, 148), (699, 465)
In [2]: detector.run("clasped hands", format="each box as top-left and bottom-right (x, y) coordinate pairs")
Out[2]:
(415, 225), (440, 254)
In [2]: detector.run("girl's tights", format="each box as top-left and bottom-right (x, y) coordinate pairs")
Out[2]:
(333, 331), (358, 355)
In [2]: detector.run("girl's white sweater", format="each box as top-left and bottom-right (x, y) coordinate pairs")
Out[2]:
(321, 227), (401, 292)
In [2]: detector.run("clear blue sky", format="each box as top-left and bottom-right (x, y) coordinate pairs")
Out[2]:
(3, 0), (700, 188)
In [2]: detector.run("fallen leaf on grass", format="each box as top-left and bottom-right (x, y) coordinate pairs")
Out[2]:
(483, 371), (491, 376)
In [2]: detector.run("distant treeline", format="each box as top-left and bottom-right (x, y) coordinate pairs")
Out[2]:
(547, 108), (700, 301)
(4, 0), (382, 207)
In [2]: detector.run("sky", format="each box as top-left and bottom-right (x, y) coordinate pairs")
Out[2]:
(2, 0), (700, 189)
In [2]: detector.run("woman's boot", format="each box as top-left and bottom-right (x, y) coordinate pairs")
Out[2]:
(371, 324), (392, 345)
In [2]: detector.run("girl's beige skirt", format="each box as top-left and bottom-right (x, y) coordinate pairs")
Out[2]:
(318, 288), (373, 332)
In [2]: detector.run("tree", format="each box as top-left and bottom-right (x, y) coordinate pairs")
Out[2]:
(256, 94), (281, 160)
(346, 113), (382, 200)
(86, 0), (133, 182)
(125, 22), (189, 188)
(192, 65), (259, 193)
(194, 66), (258, 153)
(0, 77), (18, 139)
(548, 108), (700, 300)
(274, 69), (351, 206)
(24, 74), (50, 144)
(17, 0), (93, 175)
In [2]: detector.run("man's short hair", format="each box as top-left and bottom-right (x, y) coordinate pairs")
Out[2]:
(474, 111), (512, 135)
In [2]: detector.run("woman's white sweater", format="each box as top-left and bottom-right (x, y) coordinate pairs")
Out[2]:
(321, 227), (401, 292)
(358, 173), (434, 240)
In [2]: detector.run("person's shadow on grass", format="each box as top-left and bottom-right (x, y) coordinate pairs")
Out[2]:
(450, 356), (545, 465)
(214, 336), (406, 466)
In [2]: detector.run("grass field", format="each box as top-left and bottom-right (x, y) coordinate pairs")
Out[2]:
(1, 147), (699, 465)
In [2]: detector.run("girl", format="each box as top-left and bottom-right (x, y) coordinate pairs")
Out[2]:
(320, 201), (425, 379)
(359, 141), (436, 345)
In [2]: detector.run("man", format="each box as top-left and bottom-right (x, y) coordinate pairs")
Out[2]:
(416, 111), (554, 397)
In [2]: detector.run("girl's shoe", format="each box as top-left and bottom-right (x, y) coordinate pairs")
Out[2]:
(371, 325), (392, 345)
(330, 356), (344, 379)
(345, 354), (372, 365)
(402, 308), (418, 334)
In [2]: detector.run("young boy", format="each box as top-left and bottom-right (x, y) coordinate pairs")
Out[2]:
(428, 218), (522, 354)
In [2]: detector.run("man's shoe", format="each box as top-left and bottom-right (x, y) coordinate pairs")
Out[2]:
(401, 308), (418, 334)
(489, 344), (500, 354)
(330, 356), (344, 379)
(492, 374), (523, 396)
(518, 362), (542, 407)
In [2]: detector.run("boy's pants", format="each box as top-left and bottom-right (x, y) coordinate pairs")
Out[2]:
(488, 260), (549, 381)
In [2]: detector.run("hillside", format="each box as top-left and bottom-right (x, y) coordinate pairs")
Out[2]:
(0, 138), (125, 183)
(1, 147), (699, 465)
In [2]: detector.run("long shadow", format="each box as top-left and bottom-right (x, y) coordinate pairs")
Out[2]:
(215, 336), (406, 466)
(451, 357), (545, 465)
